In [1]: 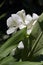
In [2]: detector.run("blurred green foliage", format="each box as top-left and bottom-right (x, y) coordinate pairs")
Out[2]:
(0, 0), (43, 65)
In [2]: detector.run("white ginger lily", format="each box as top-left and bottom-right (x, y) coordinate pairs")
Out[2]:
(6, 9), (39, 35)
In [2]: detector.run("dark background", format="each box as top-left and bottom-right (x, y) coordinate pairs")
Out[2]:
(0, 0), (43, 34)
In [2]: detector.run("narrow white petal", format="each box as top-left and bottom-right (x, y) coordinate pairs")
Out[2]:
(27, 20), (33, 29)
(18, 41), (24, 49)
(32, 20), (37, 25)
(17, 9), (25, 15)
(25, 14), (32, 23)
(27, 29), (32, 35)
(19, 24), (26, 29)
(32, 13), (39, 20)
(7, 17), (13, 27)
(11, 14), (23, 25)
(7, 17), (16, 27)
(17, 9), (25, 21)
(6, 27), (17, 34)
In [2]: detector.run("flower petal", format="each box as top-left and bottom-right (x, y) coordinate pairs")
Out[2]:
(32, 20), (37, 25)
(19, 24), (26, 29)
(7, 17), (16, 27)
(17, 9), (25, 21)
(32, 13), (39, 20)
(25, 14), (32, 23)
(25, 14), (32, 25)
(27, 29), (32, 35)
(6, 27), (17, 34)
(11, 14), (23, 25)
(18, 41), (24, 49)
(25, 20), (30, 25)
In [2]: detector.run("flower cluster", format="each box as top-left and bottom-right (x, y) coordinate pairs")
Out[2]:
(6, 10), (39, 49)
(6, 10), (39, 35)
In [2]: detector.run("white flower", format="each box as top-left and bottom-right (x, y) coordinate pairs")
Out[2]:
(18, 41), (24, 49)
(6, 9), (39, 35)
(17, 11), (39, 35)
(6, 14), (23, 34)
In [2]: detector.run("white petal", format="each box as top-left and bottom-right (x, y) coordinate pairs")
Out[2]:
(25, 20), (30, 25)
(17, 9), (25, 21)
(32, 20), (37, 25)
(27, 29), (32, 35)
(19, 24), (26, 29)
(25, 14), (32, 23)
(7, 17), (12, 27)
(18, 41), (24, 49)
(7, 17), (16, 27)
(32, 13), (39, 20)
(6, 27), (17, 34)
(11, 14), (23, 25)
(17, 9), (25, 15)
(27, 20), (33, 29)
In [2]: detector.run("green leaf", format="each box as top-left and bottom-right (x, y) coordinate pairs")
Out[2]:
(0, 28), (26, 60)
(32, 13), (43, 56)
(0, 55), (16, 65)
(38, 13), (43, 30)
(0, 45), (17, 60)
(1, 62), (41, 65)
(0, 13), (7, 19)
(27, 13), (43, 61)
(28, 22), (42, 54)
(38, 13), (43, 23)
(0, 0), (5, 8)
